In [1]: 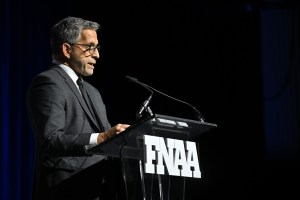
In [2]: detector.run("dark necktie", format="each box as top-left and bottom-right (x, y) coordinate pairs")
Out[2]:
(77, 77), (97, 121)
(77, 77), (104, 131)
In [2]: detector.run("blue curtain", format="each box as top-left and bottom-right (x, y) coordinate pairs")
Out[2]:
(1, 1), (299, 200)
(260, 3), (300, 161)
(0, 1), (73, 199)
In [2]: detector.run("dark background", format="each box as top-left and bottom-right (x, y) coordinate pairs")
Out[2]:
(1, 0), (300, 199)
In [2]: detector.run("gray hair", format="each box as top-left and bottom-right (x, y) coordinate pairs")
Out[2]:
(50, 16), (100, 56)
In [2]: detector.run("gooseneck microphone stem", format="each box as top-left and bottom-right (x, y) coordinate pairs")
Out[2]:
(125, 76), (205, 122)
(145, 83), (205, 122)
(126, 76), (154, 120)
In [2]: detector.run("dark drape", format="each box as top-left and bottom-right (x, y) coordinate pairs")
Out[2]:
(1, 1), (299, 200)
(261, 2), (300, 161)
(0, 1), (74, 200)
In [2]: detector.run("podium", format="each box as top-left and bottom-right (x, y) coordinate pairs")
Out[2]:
(86, 114), (217, 200)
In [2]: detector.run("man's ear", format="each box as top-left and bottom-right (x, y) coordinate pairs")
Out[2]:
(62, 43), (72, 58)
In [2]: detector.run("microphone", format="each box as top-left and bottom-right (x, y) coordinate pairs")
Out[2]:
(125, 76), (205, 122)
(126, 76), (154, 119)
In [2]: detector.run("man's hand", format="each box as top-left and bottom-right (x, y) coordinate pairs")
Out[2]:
(97, 123), (130, 144)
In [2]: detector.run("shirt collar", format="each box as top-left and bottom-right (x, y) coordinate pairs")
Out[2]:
(52, 60), (79, 85)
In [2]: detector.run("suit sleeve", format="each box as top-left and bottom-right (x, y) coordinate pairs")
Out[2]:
(27, 74), (91, 157)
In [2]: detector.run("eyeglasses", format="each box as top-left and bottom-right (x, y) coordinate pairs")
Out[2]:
(71, 43), (101, 55)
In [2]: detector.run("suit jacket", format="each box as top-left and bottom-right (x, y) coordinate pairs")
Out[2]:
(27, 64), (112, 199)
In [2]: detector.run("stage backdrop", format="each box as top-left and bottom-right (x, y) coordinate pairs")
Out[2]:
(1, 1), (299, 200)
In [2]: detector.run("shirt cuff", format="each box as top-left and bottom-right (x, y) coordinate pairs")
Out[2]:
(89, 133), (99, 145)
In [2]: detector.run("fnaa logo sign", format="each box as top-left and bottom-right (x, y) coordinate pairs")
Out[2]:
(144, 135), (201, 178)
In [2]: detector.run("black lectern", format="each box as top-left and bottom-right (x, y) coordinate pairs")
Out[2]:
(86, 114), (217, 200)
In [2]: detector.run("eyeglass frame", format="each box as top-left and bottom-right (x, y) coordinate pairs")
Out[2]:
(70, 43), (101, 55)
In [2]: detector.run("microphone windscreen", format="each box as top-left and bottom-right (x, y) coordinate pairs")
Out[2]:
(125, 76), (138, 82)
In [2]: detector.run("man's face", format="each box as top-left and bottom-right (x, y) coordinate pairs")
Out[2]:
(69, 29), (100, 76)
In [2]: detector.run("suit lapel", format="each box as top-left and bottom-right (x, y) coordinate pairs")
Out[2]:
(52, 65), (101, 130)
(83, 82), (105, 131)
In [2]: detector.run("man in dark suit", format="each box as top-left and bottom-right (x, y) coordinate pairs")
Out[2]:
(27, 16), (130, 200)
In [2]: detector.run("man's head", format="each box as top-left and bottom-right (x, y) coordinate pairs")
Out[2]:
(50, 16), (101, 76)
